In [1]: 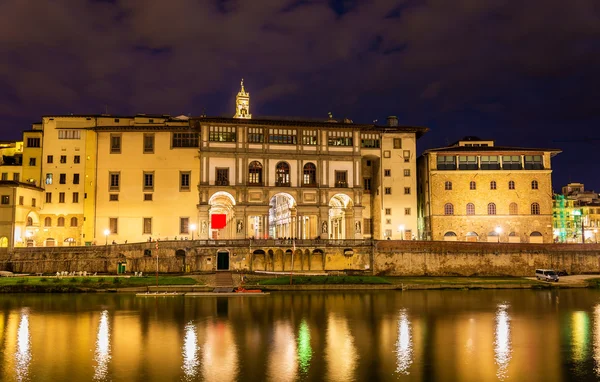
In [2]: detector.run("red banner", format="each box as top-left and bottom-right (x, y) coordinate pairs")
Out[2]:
(211, 214), (227, 229)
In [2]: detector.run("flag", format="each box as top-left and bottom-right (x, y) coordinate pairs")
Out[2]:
(211, 214), (227, 229)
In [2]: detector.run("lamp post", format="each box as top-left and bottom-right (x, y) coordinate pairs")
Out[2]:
(104, 229), (110, 246)
(495, 226), (502, 243)
(595, 229), (598, 244)
(190, 223), (196, 241)
(398, 225), (405, 240)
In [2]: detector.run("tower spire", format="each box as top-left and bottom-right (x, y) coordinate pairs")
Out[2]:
(234, 78), (251, 119)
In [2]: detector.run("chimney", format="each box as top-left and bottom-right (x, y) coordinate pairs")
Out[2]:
(386, 116), (398, 126)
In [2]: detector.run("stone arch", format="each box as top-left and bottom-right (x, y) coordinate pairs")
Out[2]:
(529, 231), (543, 244)
(274, 249), (284, 271)
(45, 238), (56, 247)
(252, 249), (266, 271)
(64, 237), (76, 246)
(466, 231), (478, 242)
(269, 193), (297, 239)
(208, 191), (236, 240)
(443, 231), (458, 241)
(284, 249), (293, 270)
(329, 193), (355, 240)
(0, 237), (7, 247)
(175, 249), (187, 272)
(508, 231), (520, 243)
(311, 249), (324, 271)
(216, 249), (230, 270)
(26, 211), (39, 227)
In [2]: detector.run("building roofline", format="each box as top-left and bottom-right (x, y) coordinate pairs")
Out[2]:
(0, 180), (45, 192)
(422, 146), (562, 156)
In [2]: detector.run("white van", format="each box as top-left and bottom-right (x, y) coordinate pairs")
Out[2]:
(535, 269), (559, 282)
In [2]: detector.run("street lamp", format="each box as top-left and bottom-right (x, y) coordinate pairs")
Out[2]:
(190, 223), (196, 240)
(398, 225), (405, 240)
(495, 226), (502, 243)
(104, 229), (110, 245)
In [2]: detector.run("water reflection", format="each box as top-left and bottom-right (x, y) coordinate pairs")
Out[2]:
(326, 313), (357, 382)
(594, 305), (600, 376)
(297, 320), (312, 375)
(93, 310), (111, 381)
(267, 321), (297, 382)
(572, 311), (590, 363)
(182, 321), (199, 380)
(494, 303), (512, 380)
(15, 308), (31, 382)
(201, 320), (238, 382)
(395, 309), (412, 375)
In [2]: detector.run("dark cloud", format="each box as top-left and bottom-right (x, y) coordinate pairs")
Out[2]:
(0, 0), (599, 189)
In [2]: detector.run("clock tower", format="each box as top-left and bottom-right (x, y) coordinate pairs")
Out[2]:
(234, 79), (251, 119)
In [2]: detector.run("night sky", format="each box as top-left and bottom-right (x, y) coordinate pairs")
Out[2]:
(1, 0), (599, 192)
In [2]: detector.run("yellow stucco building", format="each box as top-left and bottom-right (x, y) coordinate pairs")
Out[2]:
(0, 81), (427, 247)
(417, 137), (560, 243)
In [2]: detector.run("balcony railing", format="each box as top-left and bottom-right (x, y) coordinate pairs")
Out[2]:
(215, 180), (229, 186)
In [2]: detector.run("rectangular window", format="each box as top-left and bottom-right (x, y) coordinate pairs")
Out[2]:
(180, 217), (189, 234)
(0, 173), (6, 181)
(386, 219), (392, 224)
(328, 131), (353, 146)
(29, 158), (36, 166)
(248, 128), (264, 143)
(458, 155), (478, 170)
(385, 187), (392, 195)
(363, 178), (371, 192)
(143, 218), (152, 234)
(524, 155), (544, 170)
(59, 192), (65, 203)
(47, 155), (53, 163)
(143, 134), (154, 153)
(480, 155), (500, 170)
(58, 130), (81, 139)
(73, 173), (80, 184)
(404, 187), (411, 194)
(32, 198), (36, 207)
(74, 155), (80, 164)
(363, 219), (372, 235)
(384, 169), (391, 177)
(268, 128), (297, 144)
(13, 173), (19, 181)
(393, 138), (402, 149)
(59, 174), (66, 184)
(144, 193), (153, 201)
(45, 173), (53, 185)
(437, 155), (456, 170)
(45, 193), (52, 203)
(172, 132), (199, 148)
(302, 130), (318, 145)
(180, 171), (191, 191)
(110, 134), (121, 154)
(60, 155), (67, 163)
(109, 218), (118, 234)
(0, 195), (8, 204)
(385, 229), (392, 238)
(26, 138), (40, 147)
(404, 169), (410, 177)
(19, 196), (24, 205)
(360, 133), (380, 148)
(385, 208), (391, 215)
(109, 194), (119, 201)
(216, 168), (229, 186)
(72, 192), (79, 203)
(502, 155), (522, 170)
(405, 208), (411, 215)
(143, 172), (154, 191)
(403, 150), (411, 163)
(109, 172), (120, 191)
(209, 126), (237, 142)
(335, 171), (348, 188)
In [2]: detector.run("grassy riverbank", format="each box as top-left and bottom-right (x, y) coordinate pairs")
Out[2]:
(258, 275), (390, 285)
(252, 275), (545, 286)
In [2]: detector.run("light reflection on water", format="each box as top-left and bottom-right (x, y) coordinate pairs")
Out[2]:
(297, 320), (312, 375)
(182, 321), (199, 380)
(326, 313), (357, 382)
(594, 305), (600, 376)
(201, 319), (238, 382)
(572, 311), (590, 364)
(93, 310), (111, 381)
(494, 303), (512, 381)
(15, 308), (31, 382)
(395, 309), (413, 375)
(267, 321), (297, 382)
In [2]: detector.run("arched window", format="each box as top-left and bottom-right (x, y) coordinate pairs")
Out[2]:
(445, 181), (452, 190)
(303, 163), (316, 186)
(57, 217), (65, 227)
(487, 203), (496, 215)
(26, 216), (33, 226)
(509, 203), (518, 215)
(44, 217), (51, 227)
(248, 161), (263, 185)
(275, 162), (290, 186)
(531, 180), (538, 190)
(470, 181), (476, 190)
(70, 217), (78, 227)
(490, 181), (497, 190)
(466, 203), (475, 215)
(508, 180), (515, 190)
(444, 203), (454, 215)
(531, 202), (540, 215)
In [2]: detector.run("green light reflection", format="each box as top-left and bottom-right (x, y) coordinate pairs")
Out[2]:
(297, 320), (312, 374)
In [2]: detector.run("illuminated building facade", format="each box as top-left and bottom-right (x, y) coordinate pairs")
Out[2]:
(553, 183), (600, 243)
(417, 137), (560, 243)
(0, 82), (427, 247)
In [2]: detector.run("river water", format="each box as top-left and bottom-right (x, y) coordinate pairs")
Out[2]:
(1, 290), (600, 381)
